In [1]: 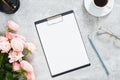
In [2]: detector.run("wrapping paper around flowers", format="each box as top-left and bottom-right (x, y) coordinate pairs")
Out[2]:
(91, 32), (120, 79)
(0, 20), (36, 80)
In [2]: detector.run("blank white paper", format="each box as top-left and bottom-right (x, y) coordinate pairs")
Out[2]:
(36, 12), (90, 76)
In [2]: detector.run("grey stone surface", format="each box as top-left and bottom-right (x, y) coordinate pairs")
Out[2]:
(0, 0), (120, 80)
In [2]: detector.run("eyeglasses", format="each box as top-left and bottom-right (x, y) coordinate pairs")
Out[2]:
(88, 27), (120, 76)
(93, 27), (120, 48)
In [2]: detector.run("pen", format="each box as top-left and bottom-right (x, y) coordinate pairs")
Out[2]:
(88, 35), (109, 76)
(2, 0), (14, 10)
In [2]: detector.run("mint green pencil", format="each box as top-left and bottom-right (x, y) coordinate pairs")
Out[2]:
(88, 35), (109, 76)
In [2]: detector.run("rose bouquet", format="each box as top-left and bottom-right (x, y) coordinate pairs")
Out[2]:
(0, 21), (36, 80)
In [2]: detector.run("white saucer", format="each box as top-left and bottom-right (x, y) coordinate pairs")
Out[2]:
(84, 0), (114, 17)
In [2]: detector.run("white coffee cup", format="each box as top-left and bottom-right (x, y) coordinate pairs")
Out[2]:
(84, 0), (114, 17)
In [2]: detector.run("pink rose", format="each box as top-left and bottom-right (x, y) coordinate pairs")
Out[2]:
(15, 34), (26, 42)
(0, 41), (11, 53)
(11, 38), (24, 52)
(6, 32), (14, 40)
(25, 42), (36, 53)
(20, 60), (33, 73)
(7, 20), (19, 32)
(20, 60), (35, 80)
(8, 51), (24, 63)
(6, 32), (26, 41)
(24, 72), (35, 80)
(0, 36), (8, 42)
(13, 62), (21, 71)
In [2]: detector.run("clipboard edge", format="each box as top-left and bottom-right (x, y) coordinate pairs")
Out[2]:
(52, 63), (91, 77)
(34, 10), (73, 25)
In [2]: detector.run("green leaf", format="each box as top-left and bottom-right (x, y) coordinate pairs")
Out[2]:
(8, 28), (13, 32)
(0, 68), (4, 74)
(0, 69), (4, 80)
(0, 76), (3, 80)
(22, 75), (27, 80)
(0, 53), (4, 67)
(6, 72), (13, 80)
(5, 63), (12, 71)
(13, 77), (19, 80)
(21, 69), (27, 73)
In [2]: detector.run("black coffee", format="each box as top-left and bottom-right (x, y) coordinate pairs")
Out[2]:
(94, 0), (108, 7)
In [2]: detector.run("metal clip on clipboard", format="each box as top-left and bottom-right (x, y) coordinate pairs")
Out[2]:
(47, 15), (63, 25)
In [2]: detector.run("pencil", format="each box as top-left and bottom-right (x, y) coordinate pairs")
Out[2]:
(88, 35), (109, 76)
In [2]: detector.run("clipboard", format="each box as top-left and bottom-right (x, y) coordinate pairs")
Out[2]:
(35, 10), (90, 77)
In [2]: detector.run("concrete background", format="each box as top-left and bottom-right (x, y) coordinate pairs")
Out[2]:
(0, 0), (120, 80)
